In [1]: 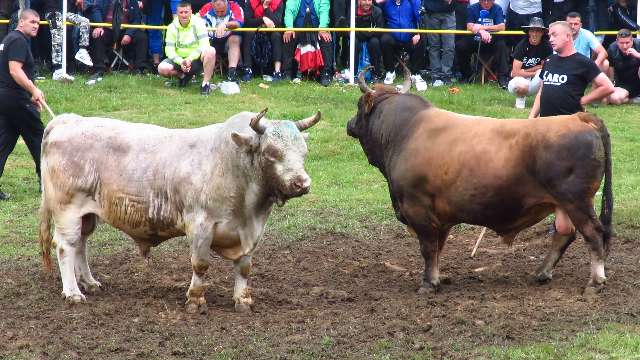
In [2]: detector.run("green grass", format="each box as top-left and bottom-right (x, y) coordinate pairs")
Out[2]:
(0, 73), (638, 356)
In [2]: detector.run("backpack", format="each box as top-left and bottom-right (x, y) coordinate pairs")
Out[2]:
(250, 31), (272, 74)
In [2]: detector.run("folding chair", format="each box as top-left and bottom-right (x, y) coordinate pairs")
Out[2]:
(110, 46), (130, 70)
(478, 55), (495, 85)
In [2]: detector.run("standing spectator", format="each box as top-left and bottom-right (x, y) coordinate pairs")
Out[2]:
(508, 16), (552, 109)
(158, 1), (216, 94)
(354, 0), (384, 81)
(505, 0), (541, 45)
(199, 0), (244, 82)
(453, 0), (469, 34)
(86, 0), (149, 84)
(242, 0), (283, 81)
(378, 0), (427, 88)
(146, 0), (179, 71)
(424, 0), (455, 86)
(0, 0), (15, 42)
(44, 0), (93, 82)
(455, 0), (510, 88)
(609, 0), (638, 31)
(0, 9), (46, 200)
(566, 11), (609, 73)
(282, 0), (334, 86)
(606, 29), (640, 105)
(528, 20), (613, 241)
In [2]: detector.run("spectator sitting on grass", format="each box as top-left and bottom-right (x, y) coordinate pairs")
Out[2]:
(605, 28), (640, 105)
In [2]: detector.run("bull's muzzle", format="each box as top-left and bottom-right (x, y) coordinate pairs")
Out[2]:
(291, 175), (311, 196)
(347, 118), (357, 138)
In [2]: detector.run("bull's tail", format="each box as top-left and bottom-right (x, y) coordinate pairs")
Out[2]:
(598, 118), (614, 255)
(38, 192), (54, 272)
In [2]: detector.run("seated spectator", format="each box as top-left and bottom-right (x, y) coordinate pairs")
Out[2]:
(199, 0), (244, 82)
(354, 0), (384, 81)
(43, 0), (93, 82)
(505, 0), (542, 46)
(606, 29), (640, 105)
(455, 0), (510, 88)
(86, 0), (149, 85)
(282, 0), (334, 86)
(424, 0), (455, 86)
(377, 0), (426, 88)
(566, 11), (609, 73)
(507, 17), (552, 109)
(158, 1), (216, 95)
(609, 0), (639, 31)
(241, 0), (284, 81)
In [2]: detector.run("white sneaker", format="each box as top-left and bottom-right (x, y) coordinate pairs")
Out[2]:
(412, 75), (428, 92)
(52, 68), (75, 82)
(383, 71), (396, 85)
(515, 96), (526, 109)
(75, 48), (93, 67)
(85, 72), (103, 85)
(432, 79), (445, 87)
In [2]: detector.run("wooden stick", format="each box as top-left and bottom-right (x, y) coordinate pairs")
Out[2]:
(471, 227), (487, 257)
(42, 101), (55, 118)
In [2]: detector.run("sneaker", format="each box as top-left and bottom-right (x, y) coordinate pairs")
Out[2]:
(319, 71), (332, 87)
(74, 48), (93, 67)
(515, 96), (526, 109)
(432, 79), (445, 87)
(227, 67), (238, 82)
(412, 74), (428, 92)
(383, 71), (396, 85)
(272, 71), (283, 82)
(0, 191), (9, 200)
(201, 82), (212, 95)
(85, 72), (103, 85)
(498, 76), (509, 90)
(52, 68), (75, 82)
(178, 73), (193, 87)
(241, 67), (253, 82)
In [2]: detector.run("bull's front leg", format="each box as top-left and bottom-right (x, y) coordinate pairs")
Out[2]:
(415, 226), (449, 294)
(186, 223), (215, 314)
(233, 255), (253, 313)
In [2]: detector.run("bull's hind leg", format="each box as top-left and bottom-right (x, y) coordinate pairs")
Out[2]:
(185, 222), (215, 314)
(54, 216), (85, 303)
(74, 214), (101, 294)
(233, 255), (253, 313)
(535, 212), (577, 283)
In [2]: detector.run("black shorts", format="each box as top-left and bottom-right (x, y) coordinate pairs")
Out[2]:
(210, 34), (240, 56)
(161, 58), (203, 76)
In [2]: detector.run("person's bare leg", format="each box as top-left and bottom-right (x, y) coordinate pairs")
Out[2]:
(227, 35), (241, 68)
(201, 47), (216, 84)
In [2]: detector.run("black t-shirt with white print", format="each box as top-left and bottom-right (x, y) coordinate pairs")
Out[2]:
(538, 53), (601, 117)
(513, 37), (553, 70)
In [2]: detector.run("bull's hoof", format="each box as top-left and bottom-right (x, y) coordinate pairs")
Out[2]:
(583, 284), (604, 301)
(234, 302), (252, 313)
(64, 294), (86, 304)
(80, 281), (102, 295)
(416, 283), (439, 295)
(534, 270), (553, 284)
(185, 298), (207, 314)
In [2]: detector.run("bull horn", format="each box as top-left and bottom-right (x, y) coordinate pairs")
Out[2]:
(358, 66), (373, 93)
(250, 108), (269, 134)
(295, 111), (321, 131)
(398, 61), (412, 94)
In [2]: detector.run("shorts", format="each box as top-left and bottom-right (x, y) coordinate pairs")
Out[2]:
(160, 58), (204, 76)
(210, 34), (241, 56)
(508, 74), (542, 96)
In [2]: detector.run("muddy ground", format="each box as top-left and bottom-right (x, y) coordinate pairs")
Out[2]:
(1, 224), (639, 359)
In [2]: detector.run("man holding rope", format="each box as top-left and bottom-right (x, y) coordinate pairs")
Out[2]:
(0, 9), (46, 200)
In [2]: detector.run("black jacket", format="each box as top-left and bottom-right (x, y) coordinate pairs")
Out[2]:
(86, 0), (143, 37)
(609, 3), (639, 31)
(355, 5), (384, 41)
(243, 0), (284, 28)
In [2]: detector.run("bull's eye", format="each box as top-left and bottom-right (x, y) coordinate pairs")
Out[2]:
(263, 144), (283, 162)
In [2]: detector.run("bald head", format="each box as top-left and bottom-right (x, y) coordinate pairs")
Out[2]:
(17, 9), (40, 38)
(548, 21), (574, 55)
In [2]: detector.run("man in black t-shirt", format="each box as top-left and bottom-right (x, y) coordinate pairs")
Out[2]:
(529, 21), (614, 118)
(0, 9), (47, 201)
(508, 17), (553, 109)
(606, 28), (640, 105)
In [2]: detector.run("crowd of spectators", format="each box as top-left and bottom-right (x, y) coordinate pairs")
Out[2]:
(0, 0), (638, 103)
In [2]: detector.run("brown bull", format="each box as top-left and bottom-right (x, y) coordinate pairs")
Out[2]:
(347, 70), (613, 294)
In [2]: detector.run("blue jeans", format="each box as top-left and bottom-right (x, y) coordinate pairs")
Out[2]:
(424, 12), (455, 80)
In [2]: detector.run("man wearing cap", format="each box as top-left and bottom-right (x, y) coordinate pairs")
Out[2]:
(605, 28), (640, 105)
(508, 17), (552, 109)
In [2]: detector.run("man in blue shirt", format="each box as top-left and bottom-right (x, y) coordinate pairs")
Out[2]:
(455, 0), (510, 88)
(566, 12), (609, 73)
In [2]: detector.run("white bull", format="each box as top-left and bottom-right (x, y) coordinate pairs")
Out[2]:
(39, 109), (320, 313)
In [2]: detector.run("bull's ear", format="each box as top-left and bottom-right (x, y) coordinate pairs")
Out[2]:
(231, 132), (255, 150)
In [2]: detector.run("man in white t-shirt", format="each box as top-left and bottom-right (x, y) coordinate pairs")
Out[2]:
(566, 11), (609, 73)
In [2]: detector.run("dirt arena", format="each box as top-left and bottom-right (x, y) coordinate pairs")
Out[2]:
(1, 224), (638, 359)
